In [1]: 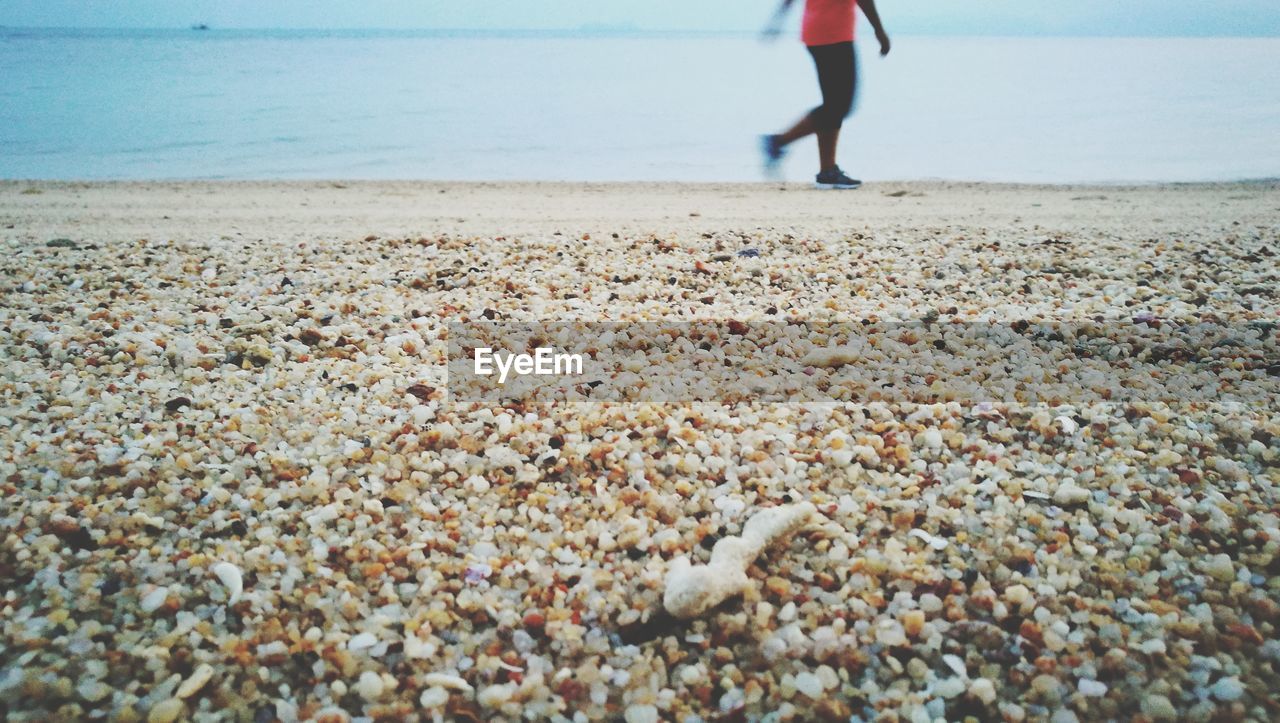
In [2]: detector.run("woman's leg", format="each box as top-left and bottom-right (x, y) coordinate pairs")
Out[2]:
(777, 42), (856, 171)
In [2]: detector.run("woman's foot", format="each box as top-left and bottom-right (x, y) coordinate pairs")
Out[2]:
(814, 166), (861, 189)
(760, 134), (785, 178)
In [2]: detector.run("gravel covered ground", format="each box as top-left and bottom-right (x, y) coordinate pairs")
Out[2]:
(1, 181), (1278, 722)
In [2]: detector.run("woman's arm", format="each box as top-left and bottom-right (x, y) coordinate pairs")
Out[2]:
(762, 0), (797, 40)
(860, 0), (891, 56)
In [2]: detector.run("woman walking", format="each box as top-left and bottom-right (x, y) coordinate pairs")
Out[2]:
(762, 0), (891, 189)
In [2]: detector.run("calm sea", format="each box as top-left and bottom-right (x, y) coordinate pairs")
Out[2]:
(1, 29), (1277, 182)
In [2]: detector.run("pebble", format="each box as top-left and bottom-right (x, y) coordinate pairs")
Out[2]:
(356, 671), (384, 701)
(1031, 674), (1061, 699)
(624, 704), (660, 723)
(1004, 584), (1031, 606)
(793, 672), (824, 699)
(1209, 676), (1244, 702)
(422, 673), (473, 692)
(942, 654), (967, 678)
(175, 663), (215, 699)
(1202, 554), (1236, 582)
(969, 678), (997, 705)
(147, 699), (184, 723)
(1053, 481), (1090, 506)
(1077, 679), (1107, 697)
(477, 683), (516, 708)
(1140, 694), (1177, 721)
(140, 587), (169, 614)
(419, 686), (449, 708)
(908, 528), (949, 551)
(1139, 638), (1166, 656)
(76, 680), (111, 703)
(903, 609), (926, 637)
(875, 619), (908, 647)
(935, 677), (966, 698)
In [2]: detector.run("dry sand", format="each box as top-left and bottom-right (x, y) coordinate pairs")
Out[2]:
(0, 180), (1278, 722)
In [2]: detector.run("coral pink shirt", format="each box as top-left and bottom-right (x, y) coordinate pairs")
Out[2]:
(802, 0), (857, 46)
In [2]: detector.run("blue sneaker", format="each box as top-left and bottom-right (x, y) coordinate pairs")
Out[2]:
(761, 134), (785, 178)
(815, 166), (862, 190)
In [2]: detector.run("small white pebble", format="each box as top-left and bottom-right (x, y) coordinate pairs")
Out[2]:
(969, 678), (997, 705)
(935, 676), (966, 699)
(792, 671), (823, 699)
(419, 686), (449, 708)
(77, 679), (112, 703)
(680, 664), (706, 686)
(357, 670), (384, 701)
(140, 587), (169, 614)
(1053, 482), (1090, 506)
(876, 620), (907, 647)
(1139, 638), (1166, 656)
(624, 704), (659, 723)
(942, 654), (967, 678)
(477, 682), (516, 708)
(1077, 679), (1108, 697)
(422, 673), (473, 692)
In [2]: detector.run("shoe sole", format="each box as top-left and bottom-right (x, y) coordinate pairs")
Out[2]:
(814, 181), (862, 190)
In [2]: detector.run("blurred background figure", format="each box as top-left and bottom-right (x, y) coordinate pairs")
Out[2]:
(761, 0), (891, 189)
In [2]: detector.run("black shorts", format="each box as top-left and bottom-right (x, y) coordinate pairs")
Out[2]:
(806, 41), (858, 131)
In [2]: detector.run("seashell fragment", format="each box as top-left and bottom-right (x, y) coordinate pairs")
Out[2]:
(210, 561), (243, 605)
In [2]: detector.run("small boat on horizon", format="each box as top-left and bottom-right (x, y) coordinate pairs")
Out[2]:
(191, 23), (210, 31)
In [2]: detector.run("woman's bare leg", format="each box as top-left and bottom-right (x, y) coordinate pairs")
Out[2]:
(776, 114), (816, 146)
(775, 116), (840, 172)
(816, 128), (839, 171)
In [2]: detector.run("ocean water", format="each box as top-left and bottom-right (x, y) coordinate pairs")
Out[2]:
(1, 29), (1277, 182)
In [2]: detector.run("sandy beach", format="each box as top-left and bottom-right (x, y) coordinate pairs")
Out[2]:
(1, 180), (1278, 722)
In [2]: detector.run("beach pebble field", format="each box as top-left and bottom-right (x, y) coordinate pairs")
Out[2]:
(1, 181), (1278, 721)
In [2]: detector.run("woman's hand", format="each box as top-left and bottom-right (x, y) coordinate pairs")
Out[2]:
(876, 30), (891, 57)
(761, 0), (794, 43)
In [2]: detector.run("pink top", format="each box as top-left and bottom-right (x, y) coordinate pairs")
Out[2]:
(802, 0), (857, 46)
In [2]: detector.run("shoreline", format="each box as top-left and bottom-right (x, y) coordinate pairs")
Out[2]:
(3, 179), (1277, 239)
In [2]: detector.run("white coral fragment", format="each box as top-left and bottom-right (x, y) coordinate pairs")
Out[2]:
(663, 502), (816, 619)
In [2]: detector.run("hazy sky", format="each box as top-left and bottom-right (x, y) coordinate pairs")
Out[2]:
(2, 0), (1279, 36)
